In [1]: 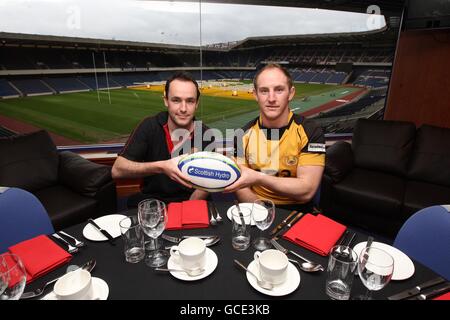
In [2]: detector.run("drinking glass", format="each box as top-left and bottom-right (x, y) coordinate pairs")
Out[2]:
(138, 199), (169, 267)
(0, 253), (27, 300)
(252, 199), (275, 250)
(0, 255), (8, 296)
(356, 246), (394, 300)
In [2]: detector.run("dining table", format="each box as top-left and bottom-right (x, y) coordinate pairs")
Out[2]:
(23, 201), (443, 302)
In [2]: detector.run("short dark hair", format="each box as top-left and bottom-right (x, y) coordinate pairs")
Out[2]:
(253, 63), (293, 89)
(164, 72), (200, 100)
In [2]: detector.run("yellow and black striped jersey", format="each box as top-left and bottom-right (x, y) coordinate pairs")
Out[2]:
(237, 111), (325, 205)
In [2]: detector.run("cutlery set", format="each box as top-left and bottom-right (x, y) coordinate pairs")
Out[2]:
(87, 218), (116, 245)
(208, 201), (223, 225)
(270, 239), (324, 272)
(388, 277), (449, 300)
(51, 231), (86, 254)
(335, 231), (357, 257)
(270, 211), (304, 240)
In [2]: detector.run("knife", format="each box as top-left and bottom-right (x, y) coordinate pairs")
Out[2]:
(233, 200), (247, 228)
(388, 277), (446, 300)
(88, 218), (116, 245)
(272, 212), (304, 239)
(407, 282), (450, 300)
(269, 210), (297, 236)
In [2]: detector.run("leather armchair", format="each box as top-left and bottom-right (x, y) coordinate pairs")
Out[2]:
(0, 130), (117, 230)
(321, 119), (450, 238)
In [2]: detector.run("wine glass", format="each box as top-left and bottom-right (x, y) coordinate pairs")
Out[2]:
(138, 199), (169, 267)
(0, 255), (8, 296)
(0, 253), (27, 300)
(356, 246), (394, 300)
(252, 199), (275, 250)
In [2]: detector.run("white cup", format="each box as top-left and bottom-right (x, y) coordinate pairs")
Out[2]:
(169, 237), (206, 271)
(54, 269), (93, 300)
(254, 249), (289, 285)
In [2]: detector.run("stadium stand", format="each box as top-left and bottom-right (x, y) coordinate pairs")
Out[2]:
(0, 28), (396, 137)
(9, 79), (53, 96)
(43, 77), (90, 93)
(0, 79), (20, 98)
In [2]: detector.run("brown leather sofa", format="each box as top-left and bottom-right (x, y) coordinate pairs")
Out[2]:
(0, 130), (117, 230)
(321, 119), (450, 238)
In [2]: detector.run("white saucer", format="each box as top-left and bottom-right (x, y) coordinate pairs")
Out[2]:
(83, 214), (127, 241)
(353, 241), (415, 280)
(246, 261), (300, 296)
(226, 203), (257, 226)
(166, 248), (218, 281)
(41, 277), (109, 300)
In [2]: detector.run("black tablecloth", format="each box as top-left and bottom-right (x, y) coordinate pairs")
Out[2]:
(26, 202), (440, 300)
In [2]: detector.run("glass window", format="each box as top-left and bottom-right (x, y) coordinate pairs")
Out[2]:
(0, 1), (401, 147)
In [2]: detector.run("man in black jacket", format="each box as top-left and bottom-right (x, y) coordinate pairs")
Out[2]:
(112, 72), (210, 207)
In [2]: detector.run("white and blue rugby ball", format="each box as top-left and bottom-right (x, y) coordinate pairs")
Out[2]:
(178, 151), (241, 192)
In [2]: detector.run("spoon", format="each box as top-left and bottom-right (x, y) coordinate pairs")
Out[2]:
(164, 236), (220, 249)
(200, 235), (220, 247)
(234, 259), (274, 290)
(155, 267), (205, 277)
(288, 258), (324, 272)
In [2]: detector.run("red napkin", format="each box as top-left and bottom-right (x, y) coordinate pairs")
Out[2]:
(8, 234), (72, 284)
(283, 213), (347, 256)
(433, 292), (450, 300)
(166, 200), (209, 230)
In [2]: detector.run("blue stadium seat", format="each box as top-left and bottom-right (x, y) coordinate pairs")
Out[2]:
(0, 187), (55, 253)
(393, 205), (450, 280)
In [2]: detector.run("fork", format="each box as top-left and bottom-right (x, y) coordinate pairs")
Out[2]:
(208, 202), (217, 225)
(52, 233), (79, 254)
(212, 203), (223, 222)
(336, 232), (357, 256)
(20, 259), (96, 299)
(59, 231), (85, 248)
(20, 275), (61, 299)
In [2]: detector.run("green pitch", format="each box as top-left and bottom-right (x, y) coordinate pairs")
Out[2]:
(0, 83), (346, 143)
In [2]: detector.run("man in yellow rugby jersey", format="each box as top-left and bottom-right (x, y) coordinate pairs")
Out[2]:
(225, 64), (325, 212)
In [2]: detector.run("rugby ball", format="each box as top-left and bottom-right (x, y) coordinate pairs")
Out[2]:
(178, 151), (241, 192)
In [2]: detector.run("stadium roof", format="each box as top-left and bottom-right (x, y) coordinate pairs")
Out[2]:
(178, 0), (406, 16)
(229, 27), (397, 50)
(1, 26), (397, 54)
(0, 32), (201, 52)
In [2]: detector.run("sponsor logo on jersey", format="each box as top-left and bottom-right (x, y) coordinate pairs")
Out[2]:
(307, 143), (326, 153)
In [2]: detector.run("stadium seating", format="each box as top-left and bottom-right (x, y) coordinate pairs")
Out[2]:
(0, 130), (117, 230)
(9, 79), (53, 96)
(0, 79), (20, 97)
(43, 77), (90, 93)
(321, 119), (450, 238)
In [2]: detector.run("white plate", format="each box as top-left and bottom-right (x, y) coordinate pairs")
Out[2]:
(226, 203), (257, 226)
(82, 214), (127, 241)
(41, 277), (109, 300)
(166, 248), (218, 281)
(353, 241), (415, 281)
(246, 261), (300, 297)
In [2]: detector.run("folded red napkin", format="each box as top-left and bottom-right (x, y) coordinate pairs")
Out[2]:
(166, 200), (209, 230)
(433, 292), (450, 300)
(8, 234), (72, 284)
(283, 213), (347, 256)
